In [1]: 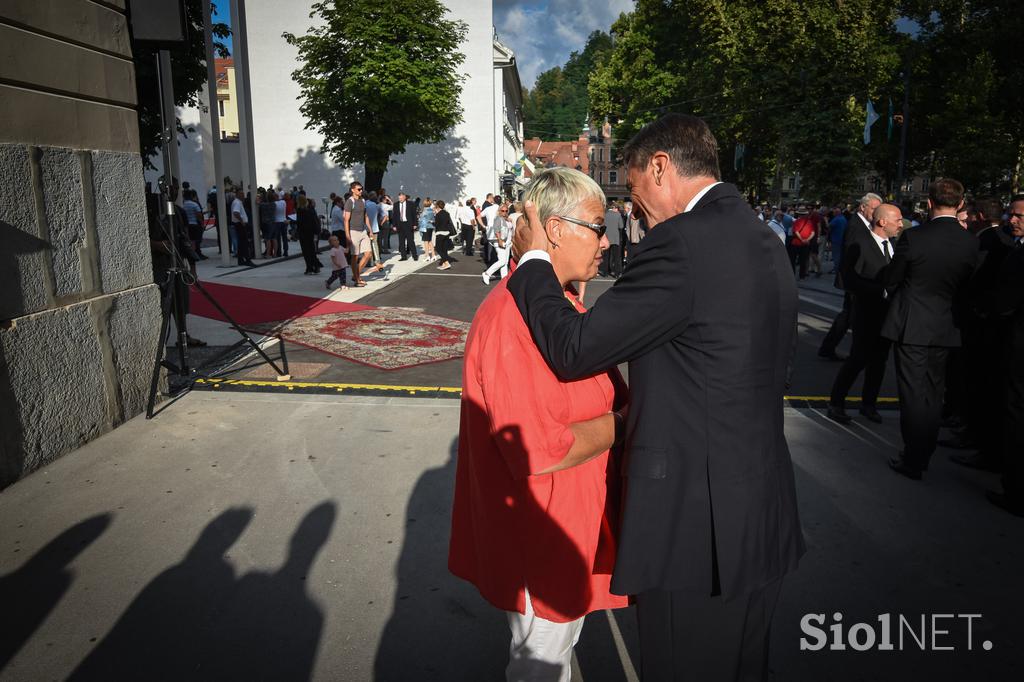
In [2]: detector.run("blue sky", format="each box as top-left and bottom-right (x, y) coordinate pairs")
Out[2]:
(494, 0), (633, 89)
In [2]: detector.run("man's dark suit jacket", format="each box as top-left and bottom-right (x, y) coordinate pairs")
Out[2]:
(507, 183), (805, 601)
(834, 211), (872, 290)
(881, 215), (978, 346)
(392, 200), (416, 230)
(841, 225), (891, 329)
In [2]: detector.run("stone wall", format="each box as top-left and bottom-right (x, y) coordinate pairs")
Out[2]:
(0, 0), (161, 488)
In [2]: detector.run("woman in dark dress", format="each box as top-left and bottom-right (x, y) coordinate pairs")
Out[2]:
(295, 195), (322, 275)
(432, 200), (456, 270)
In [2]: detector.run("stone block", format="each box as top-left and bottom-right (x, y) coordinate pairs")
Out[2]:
(0, 144), (49, 320)
(39, 147), (87, 299)
(91, 151), (153, 294)
(106, 284), (162, 421)
(0, 301), (107, 486)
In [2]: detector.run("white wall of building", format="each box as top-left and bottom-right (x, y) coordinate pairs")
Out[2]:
(240, 0), (494, 209)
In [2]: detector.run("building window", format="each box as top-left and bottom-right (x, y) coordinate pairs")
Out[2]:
(786, 177), (796, 190)
(609, 170), (617, 184)
(921, 177), (929, 192)
(599, 171), (603, 185)
(872, 177), (882, 192)
(218, 99), (225, 117)
(598, 147), (603, 162)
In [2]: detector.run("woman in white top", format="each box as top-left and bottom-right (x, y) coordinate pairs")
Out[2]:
(482, 202), (514, 284)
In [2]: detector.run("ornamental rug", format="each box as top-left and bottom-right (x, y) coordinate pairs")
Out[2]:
(245, 308), (470, 370)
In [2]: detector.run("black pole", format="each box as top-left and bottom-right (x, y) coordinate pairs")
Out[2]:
(895, 66), (910, 203)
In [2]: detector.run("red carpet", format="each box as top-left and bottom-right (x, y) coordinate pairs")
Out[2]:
(189, 281), (373, 325)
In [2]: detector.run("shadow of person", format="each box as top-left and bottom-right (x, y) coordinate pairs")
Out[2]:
(67, 508), (252, 681)
(0, 514), (111, 672)
(374, 396), (595, 681)
(196, 501), (336, 681)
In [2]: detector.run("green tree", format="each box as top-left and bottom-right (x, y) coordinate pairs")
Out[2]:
(134, 0), (231, 167)
(284, 0), (467, 191)
(522, 31), (613, 141)
(898, 0), (1023, 194)
(589, 0), (902, 203)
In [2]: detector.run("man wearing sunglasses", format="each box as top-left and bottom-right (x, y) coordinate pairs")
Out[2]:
(508, 113), (803, 681)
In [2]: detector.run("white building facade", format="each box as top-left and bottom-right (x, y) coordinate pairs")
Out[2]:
(171, 0), (516, 211)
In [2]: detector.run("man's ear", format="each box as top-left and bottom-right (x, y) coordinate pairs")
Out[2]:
(650, 153), (670, 186)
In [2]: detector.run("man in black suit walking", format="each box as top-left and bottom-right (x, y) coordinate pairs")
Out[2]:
(818, 193), (883, 361)
(827, 203), (903, 424)
(508, 114), (804, 680)
(883, 178), (978, 479)
(392, 192), (418, 261)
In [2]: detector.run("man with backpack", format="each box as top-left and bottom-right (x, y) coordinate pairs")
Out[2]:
(788, 209), (817, 279)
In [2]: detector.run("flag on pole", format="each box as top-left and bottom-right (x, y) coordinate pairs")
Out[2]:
(734, 143), (745, 171)
(864, 99), (880, 145)
(887, 98), (894, 142)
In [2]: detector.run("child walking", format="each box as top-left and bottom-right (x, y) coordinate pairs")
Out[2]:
(324, 235), (349, 290)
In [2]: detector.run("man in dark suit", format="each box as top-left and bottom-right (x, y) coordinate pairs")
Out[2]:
(882, 178), (979, 479)
(508, 114), (804, 680)
(392, 192), (418, 261)
(827, 203), (903, 424)
(985, 195), (1024, 516)
(950, 197), (1014, 468)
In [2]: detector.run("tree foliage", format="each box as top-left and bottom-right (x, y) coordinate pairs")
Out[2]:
(522, 31), (613, 141)
(588, 0), (902, 204)
(284, 0), (467, 191)
(134, 0), (231, 167)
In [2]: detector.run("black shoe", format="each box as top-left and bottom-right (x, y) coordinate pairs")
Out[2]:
(858, 406), (883, 423)
(889, 457), (923, 480)
(951, 452), (1001, 472)
(986, 491), (1024, 517)
(938, 434), (975, 450)
(413, 257), (419, 261)
(818, 350), (846, 361)
(826, 404), (852, 424)
(400, 256), (409, 261)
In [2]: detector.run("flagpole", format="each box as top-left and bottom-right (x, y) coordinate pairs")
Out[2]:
(895, 67), (910, 204)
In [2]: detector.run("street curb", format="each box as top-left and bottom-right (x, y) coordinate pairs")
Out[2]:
(191, 379), (900, 408)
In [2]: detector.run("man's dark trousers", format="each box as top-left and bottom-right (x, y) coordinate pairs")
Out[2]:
(830, 318), (891, 409)
(398, 226), (417, 259)
(893, 343), (949, 470)
(820, 293), (851, 356)
(636, 579), (782, 681)
(461, 224), (475, 255)
(378, 227), (390, 254)
(603, 244), (621, 277)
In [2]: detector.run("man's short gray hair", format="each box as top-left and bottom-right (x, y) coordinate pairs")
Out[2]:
(859, 192), (883, 207)
(523, 167), (605, 226)
(620, 113), (721, 180)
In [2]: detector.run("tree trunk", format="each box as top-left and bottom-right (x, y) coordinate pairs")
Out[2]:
(364, 166), (386, 194)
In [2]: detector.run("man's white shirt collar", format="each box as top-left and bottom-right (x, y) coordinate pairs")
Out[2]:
(684, 181), (723, 213)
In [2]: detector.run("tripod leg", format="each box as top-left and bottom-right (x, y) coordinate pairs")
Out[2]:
(191, 278), (288, 377)
(146, 277), (175, 418)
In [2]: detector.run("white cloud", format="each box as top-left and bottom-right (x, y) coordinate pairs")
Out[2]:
(494, 0), (634, 89)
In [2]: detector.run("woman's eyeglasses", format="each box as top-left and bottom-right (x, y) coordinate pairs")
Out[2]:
(555, 215), (606, 238)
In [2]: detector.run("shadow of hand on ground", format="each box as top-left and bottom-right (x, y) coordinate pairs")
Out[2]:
(0, 514), (111, 673)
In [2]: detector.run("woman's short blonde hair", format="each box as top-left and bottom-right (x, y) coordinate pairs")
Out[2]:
(523, 167), (605, 226)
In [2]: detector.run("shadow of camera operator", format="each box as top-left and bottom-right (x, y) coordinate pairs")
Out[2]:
(0, 514), (111, 673)
(374, 397), (595, 681)
(68, 508), (253, 681)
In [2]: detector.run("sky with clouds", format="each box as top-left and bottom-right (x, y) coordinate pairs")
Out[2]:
(494, 0), (634, 90)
